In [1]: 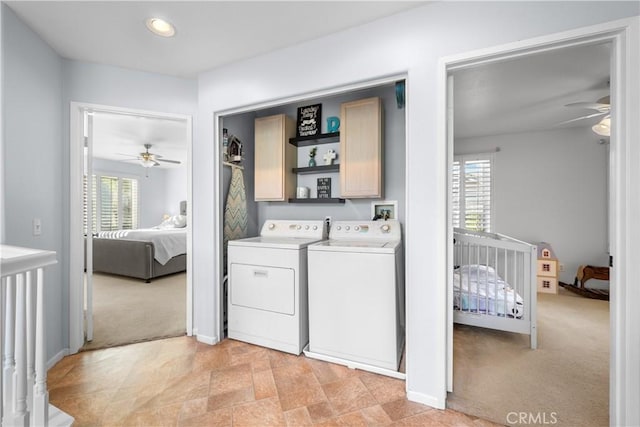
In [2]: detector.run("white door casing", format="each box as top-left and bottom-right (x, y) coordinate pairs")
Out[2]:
(441, 17), (640, 425)
(69, 102), (194, 353)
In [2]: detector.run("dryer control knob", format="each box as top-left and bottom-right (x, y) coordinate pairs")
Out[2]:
(354, 226), (360, 231)
(296, 225), (302, 230)
(336, 226), (342, 231)
(345, 226), (351, 231)
(381, 224), (391, 233)
(305, 225), (310, 230)
(268, 223), (275, 230)
(313, 226), (318, 230)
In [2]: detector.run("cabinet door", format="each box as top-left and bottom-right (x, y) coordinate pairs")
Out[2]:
(340, 97), (383, 198)
(254, 114), (295, 201)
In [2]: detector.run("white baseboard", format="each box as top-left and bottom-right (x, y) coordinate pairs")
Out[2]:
(47, 348), (70, 370)
(407, 390), (445, 410)
(196, 333), (219, 346)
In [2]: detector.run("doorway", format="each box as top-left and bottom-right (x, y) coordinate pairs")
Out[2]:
(442, 21), (637, 427)
(69, 103), (194, 353)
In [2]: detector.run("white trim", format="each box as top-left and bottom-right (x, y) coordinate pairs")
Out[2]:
(195, 333), (218, 346)
(212, 73), (409, 343)
(440, 16), (639, 427)
(69, 102), (195, 352)
(46, 348), (69, 371)
(406, 391), (445, 410)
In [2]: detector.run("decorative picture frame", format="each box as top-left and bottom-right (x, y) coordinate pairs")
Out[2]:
(296, 103), (322, 137)
(371, 200), (398, 221)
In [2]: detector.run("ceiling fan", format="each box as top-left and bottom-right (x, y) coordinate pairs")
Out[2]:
(118, 143), (182, 168)
(561, 95), (611, 136)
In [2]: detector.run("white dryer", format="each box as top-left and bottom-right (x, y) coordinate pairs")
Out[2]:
(306, 220), (404, 375)
(227, 219), (326, 355)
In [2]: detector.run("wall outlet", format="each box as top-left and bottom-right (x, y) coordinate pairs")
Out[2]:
(559, 263), (565, 272)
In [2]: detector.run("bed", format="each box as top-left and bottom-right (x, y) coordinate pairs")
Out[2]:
(453, 227), (538, 349)
(90, 206), (188, 283)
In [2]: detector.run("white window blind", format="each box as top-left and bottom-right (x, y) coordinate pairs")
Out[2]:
(452, 154), (493, 232)
(84, 174), (139, 232)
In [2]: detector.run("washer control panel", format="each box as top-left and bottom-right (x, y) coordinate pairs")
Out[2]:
(260, 220), (327, 239)
(330, 220), (401, 240)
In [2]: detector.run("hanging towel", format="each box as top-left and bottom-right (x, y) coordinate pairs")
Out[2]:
(223, 166), (248, 273)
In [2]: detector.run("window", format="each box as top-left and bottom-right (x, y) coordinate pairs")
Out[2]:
(84, 174), (139, 233)
(452, 154), (493, 232)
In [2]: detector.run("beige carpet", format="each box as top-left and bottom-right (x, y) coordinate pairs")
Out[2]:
(448, 289), (609, 427)
(82, 272), (186, 351)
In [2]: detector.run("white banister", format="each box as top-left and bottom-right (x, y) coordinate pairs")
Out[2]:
(0, 245), (73, 427)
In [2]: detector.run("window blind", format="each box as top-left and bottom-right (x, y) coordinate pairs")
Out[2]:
(452, 155), (493, 232)
(83, 174), (139, 232)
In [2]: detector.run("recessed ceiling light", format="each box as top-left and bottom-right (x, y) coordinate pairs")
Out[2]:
(145, 17), (176, 37)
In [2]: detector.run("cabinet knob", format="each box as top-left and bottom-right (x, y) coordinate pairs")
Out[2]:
(381, 224), (390, 233)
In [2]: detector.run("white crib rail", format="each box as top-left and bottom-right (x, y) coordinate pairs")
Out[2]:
(453, 228), (538, 349)
(0, 245), (73, 427)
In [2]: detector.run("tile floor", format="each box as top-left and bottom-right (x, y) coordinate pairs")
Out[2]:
(47, 336), (501, 426)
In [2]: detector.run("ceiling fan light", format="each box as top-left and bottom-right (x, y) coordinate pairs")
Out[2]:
(592, 116), (611, 137)
(140, 158), (155, 168)
(145, 18), (176, 37)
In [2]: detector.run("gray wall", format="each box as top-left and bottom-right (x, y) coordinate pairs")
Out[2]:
(165, 166), (188, 218)
(221, 113), (259, 238)
(253, 83), (406, 226)
(455, 126), (609, 283)
(92, 158), (187, 228)
(2, 4), (64, 360)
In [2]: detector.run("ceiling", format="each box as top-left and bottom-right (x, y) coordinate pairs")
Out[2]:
(6, 1), (425, 78)
(6, 2), (611, 155)
(453, 42), (611, 139)
(92, 111), (189, 168)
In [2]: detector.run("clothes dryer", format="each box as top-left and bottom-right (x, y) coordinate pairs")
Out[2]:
(227, 220), (326, 354)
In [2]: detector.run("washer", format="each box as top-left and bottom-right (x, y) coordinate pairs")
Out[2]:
(227, 219), (326, 355)
(306, 220), (404, 373)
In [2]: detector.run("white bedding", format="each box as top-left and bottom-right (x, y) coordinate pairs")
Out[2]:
(95, 228), (186, 265)
(454, 264), (524, 318)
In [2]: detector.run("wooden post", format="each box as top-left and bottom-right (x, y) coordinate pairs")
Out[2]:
(33, 268), (48, 427)
(26, 270), (36, 414)
(13, 272), (29, 426)
(3, 275), (16, 424)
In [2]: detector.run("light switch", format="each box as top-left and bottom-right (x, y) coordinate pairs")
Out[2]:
(33, 218), (42, 236)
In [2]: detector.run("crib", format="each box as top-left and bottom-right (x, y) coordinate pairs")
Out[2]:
(453, 228), (538, 349)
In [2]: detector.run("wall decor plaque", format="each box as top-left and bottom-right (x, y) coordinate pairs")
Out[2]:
(297, 104), (322, 137)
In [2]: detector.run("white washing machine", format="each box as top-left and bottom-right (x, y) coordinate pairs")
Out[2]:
(306, 220), (405, 375)
(227, 219), (326, 355)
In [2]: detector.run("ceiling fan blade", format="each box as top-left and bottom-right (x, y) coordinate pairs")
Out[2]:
(115, 153), (140, 158)
(557, 111), (608, 126)
(565, 101), (610, 112)
(156, 158), (182, 164)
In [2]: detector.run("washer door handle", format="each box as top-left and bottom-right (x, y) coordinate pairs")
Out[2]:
(253, 270), (268, 278)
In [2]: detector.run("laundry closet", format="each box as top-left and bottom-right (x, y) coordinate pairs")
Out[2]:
(219, 81), (407, 376)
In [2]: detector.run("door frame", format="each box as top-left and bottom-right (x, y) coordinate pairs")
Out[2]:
(69, 102), (194, 353)
(439, 17), (639, 425)
(212, 73), (409, 349)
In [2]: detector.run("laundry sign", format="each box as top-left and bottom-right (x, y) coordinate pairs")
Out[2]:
(297, 104), (322, 137)
(317, 177), (331, 199)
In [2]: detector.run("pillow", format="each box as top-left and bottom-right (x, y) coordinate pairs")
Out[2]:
(172, 214), (187, 228)
(155, 214), (187, 229)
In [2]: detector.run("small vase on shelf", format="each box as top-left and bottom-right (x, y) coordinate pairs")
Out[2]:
(308, 146), (317, 167)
